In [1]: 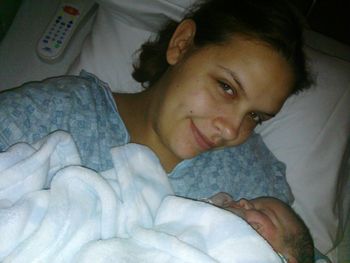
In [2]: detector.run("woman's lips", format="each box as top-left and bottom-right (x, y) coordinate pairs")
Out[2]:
(190, 120), (215, 151)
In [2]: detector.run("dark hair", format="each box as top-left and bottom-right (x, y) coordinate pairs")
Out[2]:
(132, 0), (312, 94)
(283, 207), (315, 263)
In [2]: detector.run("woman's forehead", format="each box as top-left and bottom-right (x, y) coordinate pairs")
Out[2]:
(207, 36), (294, 105)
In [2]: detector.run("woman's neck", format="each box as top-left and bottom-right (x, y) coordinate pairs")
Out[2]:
(114, 91), (149, 141)
(113, 91), (181, 173)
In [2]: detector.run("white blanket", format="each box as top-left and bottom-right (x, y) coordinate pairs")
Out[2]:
(0, 131), (282, 262)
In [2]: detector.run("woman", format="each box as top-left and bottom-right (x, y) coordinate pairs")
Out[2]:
(0, 0), (311, 202)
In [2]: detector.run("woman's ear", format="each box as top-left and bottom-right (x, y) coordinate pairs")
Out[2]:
(166, 19), (196, 65)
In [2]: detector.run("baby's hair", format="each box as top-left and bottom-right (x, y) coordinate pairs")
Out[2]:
(281, 203), (315, 262)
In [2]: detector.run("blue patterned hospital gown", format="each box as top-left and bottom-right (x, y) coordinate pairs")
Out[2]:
(0, 71), (293, 203)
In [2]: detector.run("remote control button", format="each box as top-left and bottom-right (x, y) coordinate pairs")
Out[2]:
(43, 47), (52, 53)
(63, 5), (80, 16)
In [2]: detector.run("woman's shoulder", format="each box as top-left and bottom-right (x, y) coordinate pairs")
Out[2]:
(0, 72), (126, 168)
(0, 71), (113, 108)
(170, 133), (292, 204)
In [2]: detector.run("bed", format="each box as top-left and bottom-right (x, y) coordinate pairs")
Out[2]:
(0, 0), (349, 262)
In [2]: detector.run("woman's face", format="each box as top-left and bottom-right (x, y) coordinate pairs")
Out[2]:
(149, 26), (293, 167)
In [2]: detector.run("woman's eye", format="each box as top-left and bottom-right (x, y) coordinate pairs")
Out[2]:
(219, 81), (235, 96)
(249, 112), (262, 125)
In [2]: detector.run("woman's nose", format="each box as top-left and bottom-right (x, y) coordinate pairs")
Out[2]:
(213, 115), (243, 141)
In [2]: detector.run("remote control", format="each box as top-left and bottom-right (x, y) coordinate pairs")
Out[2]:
(37, 0), (97, 62)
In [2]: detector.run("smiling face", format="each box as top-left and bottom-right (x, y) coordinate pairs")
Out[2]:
(145, 21), (294, 170)
(135, 20), (293, 171)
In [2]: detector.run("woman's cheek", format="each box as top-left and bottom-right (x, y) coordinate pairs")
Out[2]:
(237, 120), (256, 141)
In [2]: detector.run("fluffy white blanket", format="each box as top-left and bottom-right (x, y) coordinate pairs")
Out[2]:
(0, 131), (282, 262)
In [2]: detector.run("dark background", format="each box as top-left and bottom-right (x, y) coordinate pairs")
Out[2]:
(1, 1), (349, 46)
(289, 0), (350, 46)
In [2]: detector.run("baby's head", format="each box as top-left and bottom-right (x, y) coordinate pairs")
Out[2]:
(208, 192), (314, 263)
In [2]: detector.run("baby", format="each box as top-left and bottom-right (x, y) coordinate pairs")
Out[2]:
(206, 192), (314, 263)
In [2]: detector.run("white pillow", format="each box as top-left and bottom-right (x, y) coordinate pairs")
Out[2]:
(69, 6), (149, 93)
(68, 0), (350, 257)
(69, 0), (196, 92)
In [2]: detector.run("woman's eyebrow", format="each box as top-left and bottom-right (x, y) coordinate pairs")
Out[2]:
(217, 65), (245, 94)
(217, 65), (278, 118)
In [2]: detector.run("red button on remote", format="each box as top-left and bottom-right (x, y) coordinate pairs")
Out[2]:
(63, 5), (80, 16)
